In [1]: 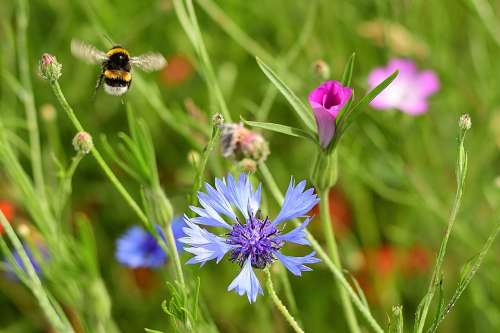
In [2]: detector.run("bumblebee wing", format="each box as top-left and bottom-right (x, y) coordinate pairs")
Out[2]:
(130, 53), (167, 72)
(71, 39), (108, 64)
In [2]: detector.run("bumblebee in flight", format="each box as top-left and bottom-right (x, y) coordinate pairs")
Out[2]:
(71, 39), (166, 96)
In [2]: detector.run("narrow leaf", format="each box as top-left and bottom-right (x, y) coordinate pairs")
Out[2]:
(256, 57), (316, 131)
(341, 53), (356, 86)
(243, 119), (317, 142)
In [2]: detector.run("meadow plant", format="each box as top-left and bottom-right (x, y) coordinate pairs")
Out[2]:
(1, 1), (499, 333)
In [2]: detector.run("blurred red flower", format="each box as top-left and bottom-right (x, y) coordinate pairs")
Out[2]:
(0, 201), (15, 235)
(401, 244), (431, 276)
(160, 54), (193, 87)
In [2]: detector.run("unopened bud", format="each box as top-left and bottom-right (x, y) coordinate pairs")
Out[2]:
(220, 123), (269, 164)
(238, 158), (257, 173)
(72, 131), (93, 154)
(212, 113), (224, 127)
(38, 53), (62, 82)
(312, 60), (330, 80)
(40, 104), (56, 122)
(459, 114), (471, 130)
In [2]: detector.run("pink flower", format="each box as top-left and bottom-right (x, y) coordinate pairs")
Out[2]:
(308, 81), (352, 148)
(368, 58), (439, 115)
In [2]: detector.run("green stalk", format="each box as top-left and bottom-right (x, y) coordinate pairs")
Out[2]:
(414, 127), (469, 333)
(258, 162), (383, 333)
(49, 81), (148, 226)
(264, 269), (304, 333)
(17, 0), (46, 198)
(319, 188), (361, 333)
(0, 212), (74, 333)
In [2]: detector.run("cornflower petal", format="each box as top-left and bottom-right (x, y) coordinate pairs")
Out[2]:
(226, 174), (252, 218)
(272, 179), (319, 226)
(274, 251), (321, 276)
(227, 257), (263, 303)
(190, 205), (231, 229)
(274, 217), (311, 245)
(202, 182), (237, 220)
(179, 219), (234, 265)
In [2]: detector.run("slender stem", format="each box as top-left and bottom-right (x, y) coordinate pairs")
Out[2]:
(49, 81), (148, 225)
(190, 122), (220, 208)
(17, 0), (46, 198)
(277, 265), (300, 322)
(0, 212), (74, 333)
(164, 219), (186, 287)
(265, 269), (304, 333)
(415, 131), (468, 333)
(258, 162), (384, 333)
(320, 189), (361, 333)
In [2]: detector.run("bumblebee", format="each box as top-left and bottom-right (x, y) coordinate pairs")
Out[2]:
(71, 39), (166, 96)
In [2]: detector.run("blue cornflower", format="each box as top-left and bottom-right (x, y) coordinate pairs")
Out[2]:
(115, 217), (185, 269)
(180, 174), (320, 303)
(4, 243), (48, 279)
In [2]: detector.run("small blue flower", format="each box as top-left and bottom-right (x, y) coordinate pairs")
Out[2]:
(115, 217), (185, 269)
(4, 243), (48, 280)
(180, 174), (320, 303)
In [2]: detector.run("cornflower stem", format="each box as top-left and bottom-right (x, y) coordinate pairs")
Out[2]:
(264, 269), (304, 333)
(277, 265), (300, 323)
(17, 0), (46, 198)
(258, 162), (384, 333)
(319, 188), (361, 333)
(190, 121), (221, 208)
(49, 80), (148, 226)
(415, 128), (469, 333)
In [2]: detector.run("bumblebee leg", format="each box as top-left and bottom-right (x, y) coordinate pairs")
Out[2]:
(93, 73), (104, 100)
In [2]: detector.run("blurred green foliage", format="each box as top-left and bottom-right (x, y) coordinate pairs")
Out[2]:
(0, 0), (499, 332)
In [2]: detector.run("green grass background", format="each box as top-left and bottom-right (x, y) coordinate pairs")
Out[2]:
(0, 0), (499, 332)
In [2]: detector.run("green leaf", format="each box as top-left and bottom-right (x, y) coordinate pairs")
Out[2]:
(256, 57), (316, 131)
(243, 119), (317, 142)
(333, 70), (398, 147)
(341, 53), (356, 86)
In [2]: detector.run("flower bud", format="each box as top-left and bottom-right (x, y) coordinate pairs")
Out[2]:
(38, 53), (62, 82)
(72, 131), (93, 154)
(311, 150), (338, 191)
(312, 60), (330, 80)
(187, 150), (200, 167)
(459, 113), (471, 130)
(212, 113), (224, 127)
(40, 103), (56, 122)
(220, 123), (269, 165)
(238, 158), (257, 173)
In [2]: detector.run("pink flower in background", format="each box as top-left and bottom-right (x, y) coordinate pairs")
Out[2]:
(308, 81), (352, 148)
(368, 58), (439, 115)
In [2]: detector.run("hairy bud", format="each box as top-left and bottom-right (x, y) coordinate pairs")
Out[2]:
(72, 131), (93, 154)
(38, 53), (62, 82)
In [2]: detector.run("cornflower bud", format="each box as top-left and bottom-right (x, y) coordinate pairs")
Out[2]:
(459, 113), (471, 131)
(72, 131), (93, 154)
(220, 123), (269, 165)
(38, 53), (62, 82)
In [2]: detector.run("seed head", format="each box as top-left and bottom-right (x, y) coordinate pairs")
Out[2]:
(220, 123), (269, 164)
(459, 113), (471, 130)
(72, 131), (93, 154)
(38, 53), (62, 82)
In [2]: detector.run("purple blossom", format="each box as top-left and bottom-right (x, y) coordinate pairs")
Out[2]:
(368, 58), (439, 115)
(115, 217), (185, 269)
(180, 174), (320, 303)
(308, 80), (352, 148)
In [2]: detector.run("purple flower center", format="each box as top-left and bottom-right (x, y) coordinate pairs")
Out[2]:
(227, 215), (284, 269)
